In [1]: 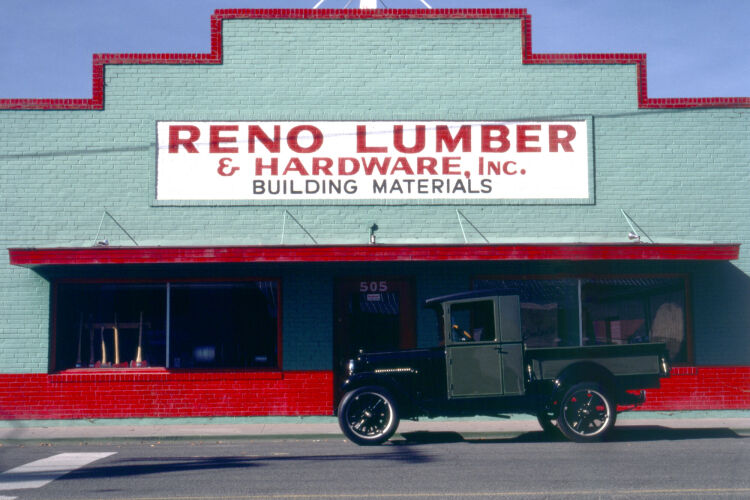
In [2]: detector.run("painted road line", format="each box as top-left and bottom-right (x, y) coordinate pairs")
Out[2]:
(0, 452), (116, 491)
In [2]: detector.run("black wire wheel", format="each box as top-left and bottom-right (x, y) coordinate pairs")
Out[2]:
(338, 386), (400, 446)
(557, 382), (616, 442)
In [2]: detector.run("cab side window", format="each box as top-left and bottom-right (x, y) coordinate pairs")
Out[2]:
(449, 300), (496, 342)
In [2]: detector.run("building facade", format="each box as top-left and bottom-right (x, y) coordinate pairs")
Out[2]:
(0, 9), (748, 420)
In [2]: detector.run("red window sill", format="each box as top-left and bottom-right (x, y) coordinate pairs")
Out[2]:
(50, 368), (285, 383)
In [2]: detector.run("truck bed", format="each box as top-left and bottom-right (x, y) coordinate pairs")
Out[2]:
(526, 342), (668, 382)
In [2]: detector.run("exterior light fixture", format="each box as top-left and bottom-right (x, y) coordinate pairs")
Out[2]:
(369, 223), (379, 245)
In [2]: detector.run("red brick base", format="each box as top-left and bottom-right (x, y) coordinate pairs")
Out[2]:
(637, 366), (750, 411)
(0, 367), (747, 420)
(0, 370), (333, 420)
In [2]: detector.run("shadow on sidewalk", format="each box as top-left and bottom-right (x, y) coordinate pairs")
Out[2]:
(0, 412), (27, 471)
(33, 446), (433, 484)
(393, 426), (746, 445)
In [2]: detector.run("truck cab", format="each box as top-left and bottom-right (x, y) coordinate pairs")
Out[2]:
(437, 293), (525, 399)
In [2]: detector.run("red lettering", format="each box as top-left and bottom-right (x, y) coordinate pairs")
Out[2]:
(361, 157), (391, 175)
(356, 125), (387, 153)
(481, 125), (510, 153)
(248, 125), (280, 153)
(283, 158), (309, 176)
(393, 125), (425, 154)
(436, 125), (471, 152)
(549, 124), (576, 152)
(168, 125), (200, 153)
(255, 157), (278, 176)
(417, 157), (438, 175)
(312, 157), (333, 175)
(217, 157), (239, 176)
(338, 158), (360, 175)
(442, 157), (461, 175)
(287, 125), (323, 154)
(517, 125), (541, 153)
(390, 157), (414, 175)
(209, 125), (239, 154)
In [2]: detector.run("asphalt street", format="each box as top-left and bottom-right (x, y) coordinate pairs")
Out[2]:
(0, 426), (748, 500)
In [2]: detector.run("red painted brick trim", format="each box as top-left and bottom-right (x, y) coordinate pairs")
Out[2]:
(0, 9), (747, 111)
(0, 367), (746, 420)
(7, 244), (741, 267)
(636, 366), (750, 411)
(0, 370), (333, 420)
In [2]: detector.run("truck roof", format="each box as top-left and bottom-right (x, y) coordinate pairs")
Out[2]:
(424, 289), (518, 307)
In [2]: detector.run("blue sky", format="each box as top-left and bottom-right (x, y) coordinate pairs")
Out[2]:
(1, 0), (748, 99)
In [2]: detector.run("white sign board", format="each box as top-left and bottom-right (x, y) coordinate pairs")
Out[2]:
(156, 121), (589, 201)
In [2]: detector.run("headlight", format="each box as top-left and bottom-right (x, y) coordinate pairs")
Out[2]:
(347, 359), (355, 374)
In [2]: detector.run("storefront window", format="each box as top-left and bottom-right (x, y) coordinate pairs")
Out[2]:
(54, 283), (167, 370)
(170, 282), (278, 369)
(474, 279), (580, 347)
(475, 276), (688, 363)
(54, 280), (279, 370)
(581, 278), (686, 363)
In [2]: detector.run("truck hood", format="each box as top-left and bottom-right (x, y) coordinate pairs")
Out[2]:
(352, 347), (443, 373)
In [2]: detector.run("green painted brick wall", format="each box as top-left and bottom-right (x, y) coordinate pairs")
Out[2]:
(1, 17), (748, 372)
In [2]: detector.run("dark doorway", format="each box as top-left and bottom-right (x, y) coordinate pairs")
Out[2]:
(333, 278), (416, 405)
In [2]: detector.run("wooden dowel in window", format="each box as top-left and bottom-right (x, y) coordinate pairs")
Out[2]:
(89, 324), (95, 367)
(76, 313), (83, 368)
(100, 326), (107, 365)
(135, 311), (143, 366)
(114, 314), (120, 365)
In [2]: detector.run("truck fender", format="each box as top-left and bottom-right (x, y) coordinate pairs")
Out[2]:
(554, 362), (616, 393)
(545, 361), (617, 407)
(340, 374), (413, 415)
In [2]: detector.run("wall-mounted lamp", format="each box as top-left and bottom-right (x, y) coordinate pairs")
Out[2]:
(369, 223), (379, 245)
(627, 232), (641, 243)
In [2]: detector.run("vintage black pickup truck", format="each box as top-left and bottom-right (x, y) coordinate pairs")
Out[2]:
(338, 290), (671, 445)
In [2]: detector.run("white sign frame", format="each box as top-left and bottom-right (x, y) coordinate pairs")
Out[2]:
(154, 119), (595, 205)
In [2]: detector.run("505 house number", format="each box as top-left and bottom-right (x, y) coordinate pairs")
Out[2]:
(360, 281), (388, 293)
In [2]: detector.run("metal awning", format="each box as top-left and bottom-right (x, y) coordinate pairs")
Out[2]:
(7, 243), (740, 267)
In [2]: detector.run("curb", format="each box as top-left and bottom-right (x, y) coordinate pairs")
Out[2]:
(1, 413), (749, 443)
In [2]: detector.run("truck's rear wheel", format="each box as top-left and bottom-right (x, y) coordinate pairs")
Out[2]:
(557, 382), (616, 442)
(338, 386), (400, 446)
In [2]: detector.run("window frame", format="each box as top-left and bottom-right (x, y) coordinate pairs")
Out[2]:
(473, 273), (694, 365)
(50, 276), (283, 373)
(445, 297), (500, 345)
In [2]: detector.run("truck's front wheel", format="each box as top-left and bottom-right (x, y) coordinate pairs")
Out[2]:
(338, 386), (400, 446)
(557, 382), (616, 442)
(536, 408), (559, 435)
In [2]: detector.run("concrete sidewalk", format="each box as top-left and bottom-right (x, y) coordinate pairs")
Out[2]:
(1, 412), (749, 441)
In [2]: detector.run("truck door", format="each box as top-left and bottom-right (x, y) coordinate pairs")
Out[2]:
(497, 295), (524, 395)
(445, 296), (524, 398)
